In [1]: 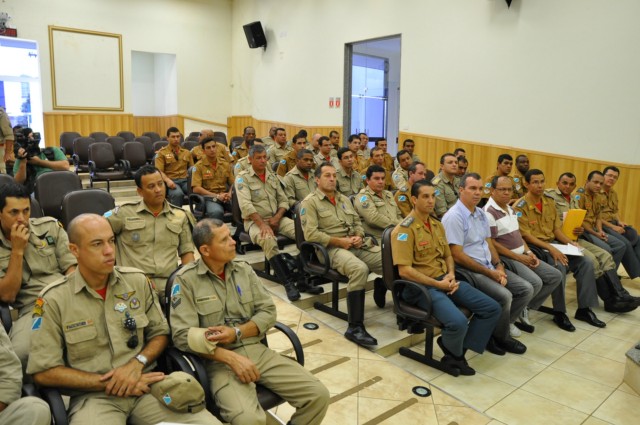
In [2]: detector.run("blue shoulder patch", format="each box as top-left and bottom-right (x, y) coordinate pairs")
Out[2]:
(516, 199), (526, 208)
(513, 177), (520, 182)
(191, 166), (197, 173)
(280, 159), (286, 164)
(516, 211), (522, 217)
(397, 233), (408, 241)
(399, 195), (407, 202)
(485, 182), (491, 188)
(359, 195), (368, 203)
(300, 207), (306, 216)
(362, 175), (366, 180)
(575, 195), (581, 200)
(103, 210), (112, 218)
(236, 177), (244, 183)
(31, 317), (42, 331)
(434, 189), (441, 196)
(232, 151), (238, 156)
(171, 284), (181, 297)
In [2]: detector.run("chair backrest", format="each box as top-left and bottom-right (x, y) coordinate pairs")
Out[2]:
(116, 131), (135, 142)
(212, 136), (227, 146)
(163, 266), (184, 324)
(30, 197), (44, 218)
(381, 225), (399, 291)
(230, 136), (244, 150)
(213, 131), (227, 142)
(89, 142), (116, 169)
(135, 136), (155, 160)
(106, 136), (126, 161)
(72, 137), (96, 162)
(182, 140), (199, 151)
(59, 132), (81, 155)
(230, 186), (244, 227)
(142, 131), (161, 142)
(33, 171), (83, 220)
(60, 189), (116, 228)
(89, 131), (109, 143)
(0, 174), (14, 189)
(188, 131), (201, 139)
(293, 203), (305, 249)
(153, 140), (169, 152)
(123, 142), (148, 170)
(184, 135), (199, 143)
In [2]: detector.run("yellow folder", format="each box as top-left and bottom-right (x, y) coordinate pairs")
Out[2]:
(562, 209), (587, 241)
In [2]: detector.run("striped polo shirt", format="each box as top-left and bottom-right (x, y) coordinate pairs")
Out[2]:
(483, 196), (526, 254)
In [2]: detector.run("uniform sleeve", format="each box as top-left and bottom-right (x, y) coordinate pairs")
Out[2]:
(168, 273), (201, 354)
(514, 205), (532, 236)
(0, 325), (22, 405)
(53, 224), (77, 272)
(187, 153), (194, 168)
(276, 161), (287, 177)
(154, 151), (166, 172)
(141, 274), (169, 340)
(26, 293), (66, 375)
(235, 174), (257, 218)
(433, 184), (448, 217)
(105, 207), (124, 234)
(391, 225), (415, 267)
(395, 191), (412, 218)
(275, 180), (289, 211)
(441, 210), (465, 246)
(267, 148), (276, 164)
(177, 212), (195, 256)
(244, 265), (277, 334)
(226, 167), (234, 187)
(354, 193), (389, 230)
(282, 175), (297, 208)
(300, 198), (331, 247)
(348, 201), (365, 237)
(190, 165), (203, 188)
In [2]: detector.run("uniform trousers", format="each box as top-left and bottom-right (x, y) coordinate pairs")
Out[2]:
(327, 245), (383, 291)
(601, 228), (640, 279)
(401, 280), (500, 356)
(208, 343), (329, 425)
(547, 254), (599, 310)
(204, 198), (226, 221)
(68, 392), (221, 425)
(246, 217), (295, 260)
(579, 240), (616, 278)
(466, 270), (534, 341)
(502, 258), (563, 310)
(167, 178), (189, 206)
(9, 311), (33, 370)
(585, 233), (640, 278)
(0, 396), (51, 425)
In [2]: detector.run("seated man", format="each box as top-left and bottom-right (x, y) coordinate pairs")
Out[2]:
(301, 163), (383, 346)
(346, 134), (365, 172)
(231, 126), (256, 160)
(354, 165), (403, 241)
(432, 153), (461, 218)
(0, 183), (76, 368)
(191, 137), (234, 220)
(358, 132), (371, 159)
(277, 133), (308, 177)
(329, 130), (341, 151)
(282, 149), (316, 208)
(13, 128), (69, 193)
(513, 169), (605, 329)
(191, 128), (234, 164)
(27, 214), (220, 425)
(335, 147), (363, 197)
(442, 173), (531, 355)
(155, 126), (194, 206)
(513, 154), (530, 194)
(236, 145), (315, 300)
(267, 127), (291, 166)
(395, 162), (427, 218)
(392, 180), (501, 376)
(393, 139), (421, 169)
(367, 147), (393, 190)
(483, 176), (563, 335)
(314, 136), (339, 168)
(392, 149), (412, 190)
(169, 219), (329, 425)
(0, 321), (51, 425)
(233, 138), (263, 177)
(456, 156), (468, 177)
(105, 166), (195, 298)
(601, 166), (640, 250)
(482, 154), (524, 203)
(373, 139), (394, 175)
(261, 126), (277, 149)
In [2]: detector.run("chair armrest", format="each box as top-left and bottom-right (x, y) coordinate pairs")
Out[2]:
(116, 159), (129, 174)
(391, 279), (434, 320)
(88, 160), (96, 173)
(21, 383), (37, 397)
(188, 193), (207, 215)
(299, 241), (330, 275)
(40, 387), (69, 425)
(272, 321), (304, 366)
(0, 302), (11, 333)
(364, 233), (378, 246)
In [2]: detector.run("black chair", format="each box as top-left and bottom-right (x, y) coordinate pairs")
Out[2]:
(153, 140), (169, 152)
(0, 302), (11, 334)
(88, 131), (109, 143)
(106, 136), (127, 161)
(59, 131), (81, 161)
(30, 197), (44, 218)
(60, 189), (116, 228)
(161, 267), (304, 420)
(142, 131), (161, 142)
(33, 171), (82, 221)
(72, 137), (96, 173)
(135, 136), (155, 163)
(187, 167), (232, 224)
(87, 142), (129, 192)
(230, 136), (244, 151)
(122, 142), (148, 176)
(182, 140), (199, 151)
(213, 132), (227, 145)
(116, 131), (136, 142)
(188, 131), (201, 139)
(380, 226), (471, 377)
(293, 203), (349, 321)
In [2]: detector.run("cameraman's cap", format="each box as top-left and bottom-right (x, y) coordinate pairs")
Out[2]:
(188, 327), (218, 355)
(150, 371), (205, 413)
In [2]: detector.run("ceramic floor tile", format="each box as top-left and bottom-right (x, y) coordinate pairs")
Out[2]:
(592, 389), (640, 425)
(357, 359), (434, 404)
(614, 308), (640, 326)
(386, 352), (446, 383)
(551, 349), (625, 388)
(467, 352), (546, 387)
(311, 356), (359, 395)
(597, 317), (640, 342)
(485, 389), (588, 425)
(528, 316), (593, 347)
(429, 386), (467, 407)
(358, 396), (439, 424)
(507, 332), (572, 365)
(617, 382), (639, 396)
(431, 371), (516, 412)
(575, 332), (634, 363)
(521, 368), (615, 414)
(581, 417), (614, 425)
(434, 404), (492, 425)
(323, 394), (358, 425)
(486, 420), (507, 425)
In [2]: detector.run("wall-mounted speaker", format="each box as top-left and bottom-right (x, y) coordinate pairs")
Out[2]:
(243, 21), (267, 49)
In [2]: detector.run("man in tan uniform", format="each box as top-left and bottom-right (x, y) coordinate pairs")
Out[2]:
(358, 132), (371, 159)
(394, 139), (421, 169)
(456, 156), (469, 177)
(233, 138), (263, 177)
(482, 154), (523, 202)
(513, 154), (529, 194)
(155, 126), (194, 206)
(0, 183), (76, 367)
(170, 219), (329, 425)
(314, 136), (339, 168)
(392, 149), (413, 190)
(0, 106), (14, 173)
(329, 130), (341, 151)
(235, 145), (302, 300)
(0, 321), (51, 424)
(27, 214), (219, 425)
(191, 138), (234, 221)
(368, 147), (393, 190)
(374, 139), (395, 174)
(277, 134), (307, 177)
(267, 128), (291, 166)
(335, 147), (363, 197)
(301, 163), (383, 346)
(354, 165), (403, 241)
(347, 134), (365, 172)
(432, 153), (460, 218)
(105, 165), (195, 298)
(395, 161), (427, 218)
(283, 149), (316, 207)
(191, 129), (234, 165)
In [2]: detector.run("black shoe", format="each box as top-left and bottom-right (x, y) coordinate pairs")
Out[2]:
(441, 354), (475, 376)
(485, 337), (506, 356)
(574, 308), (606, 328)
(345, 324), (378, 346)
(437, 336), (453, 356)
(498, 337), (527, 355)
(297, 280), (324, 295)
(284, 283), (301, 301)
(620, 294), (640, 308)
(373, 278), (387, 308)
(604, 297), (637, 313)
(552, 312), (576, 332)
(514, 321), (535, 333)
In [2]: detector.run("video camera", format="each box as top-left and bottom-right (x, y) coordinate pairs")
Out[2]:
(14, 129), (42, 159)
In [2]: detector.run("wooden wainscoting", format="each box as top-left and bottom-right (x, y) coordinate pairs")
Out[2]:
(227, 116), (342, 140)
(43, 112), (134, 146)
(400, 132), (640, 226)
(132, 116), (184, 137)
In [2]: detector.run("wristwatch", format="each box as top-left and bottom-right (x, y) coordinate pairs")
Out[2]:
(492, 260), (504, 267)
(233, 326), (242, 342)
(135, 354), (148, 366)
(524, 250), (532, 255)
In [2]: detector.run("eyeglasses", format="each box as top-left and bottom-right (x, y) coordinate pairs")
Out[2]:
(494, 187), (513, 193)
(124, 311), (139, 349)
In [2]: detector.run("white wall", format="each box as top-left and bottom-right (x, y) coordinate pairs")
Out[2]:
(5, 0), (232, 124)
(231, 0), (640, 164)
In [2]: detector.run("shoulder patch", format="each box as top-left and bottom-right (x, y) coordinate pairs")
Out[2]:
(434, 189), (441, 196)
(400, 186), (407, 192)
(191, 166), (197, 173)
(397, 233), (408, 241)
(236, 177), (244, 183)
(362, 175), (366, 180)
(516, 211), (523, 217)
(398, 195), (407, 202)
(103, 210), (113, 218)
(432, 176), (441, 184)
(393, 174), (400, 181)
(280, 159), (286, 164)
(575, 195), (581, 200)
(359, 195), (368, 203)
(577, 187), (584, 193)
(485, 182), (491, 188)
(516, 199), (526, 208)
(401, 216), (414, 227)
(513, 177), (520, 182)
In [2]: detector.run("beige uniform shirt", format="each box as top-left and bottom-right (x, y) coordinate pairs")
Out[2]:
(233, 156), (250, 177)
(231, 142), (248, 160)
(336, 166), (363, 197)
(0, 324), (22, 406)
(352, 153), (366, 174)
(235, 168), (288, 224)
(300, 189), (365, 247)
(572, 187), (605, 230)
(353, 186), (402, 239)
(512, 195), (560, 243)
(513, 171), (527, 194)
(282, 167), (317, 207)
(155, 145), (194, 180)
(0, 106), (14, 145)
(169, 260), (277, 355)
(276, 150), (299, 177)
(191, 144), (234, 165)
(105, 200), (195, 282)
(191, 156), (233, 194)
(0, 217), (76, 316)
(314, 152), (339, 169)
(261, 136), (275, 149)
(394, 183), (414, 218)
(392, 167), (409, 190)
(27, 267), (168, 381)
(267, 143), (292, 165)
(432, 172), (460, 218)
(383, 153), (394, 173)
(600, 188), (619, 223)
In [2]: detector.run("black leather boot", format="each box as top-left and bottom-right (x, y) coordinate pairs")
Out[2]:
(596, 271), (637, 313)
(373, 277), (387, 308)
(269, 254), (301, 301)
(344, 290), (378, 346)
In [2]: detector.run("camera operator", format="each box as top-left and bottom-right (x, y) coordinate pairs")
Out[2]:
(0, 106), (14, 174)
(13, 128), (68, 193)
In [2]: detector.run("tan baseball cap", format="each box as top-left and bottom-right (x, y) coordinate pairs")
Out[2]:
(187, 327), (218, 355)
(151, 371), (206, 413)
